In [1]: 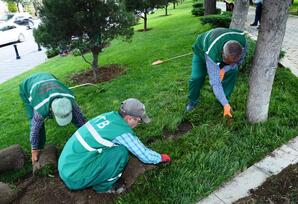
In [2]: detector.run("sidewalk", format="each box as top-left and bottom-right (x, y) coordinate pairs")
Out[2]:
(197, 136), (298, 203)
(218, 1), (298, 77)
(0, 28), (47, 85)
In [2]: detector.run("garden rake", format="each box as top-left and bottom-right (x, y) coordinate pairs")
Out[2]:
(151, 52), (192, 65)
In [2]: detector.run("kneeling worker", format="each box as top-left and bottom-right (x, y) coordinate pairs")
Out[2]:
(58, 98), (171, 193)
(19, 72), (87, 164)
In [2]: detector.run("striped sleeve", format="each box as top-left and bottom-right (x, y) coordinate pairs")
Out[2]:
(113, 133), (162, 164)
(30, 111), (44, 149)
(205, 54), (229, 106)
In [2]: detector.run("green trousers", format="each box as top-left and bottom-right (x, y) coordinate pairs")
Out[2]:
(64, 145), (129, 192)
(188, 54), (238, 105)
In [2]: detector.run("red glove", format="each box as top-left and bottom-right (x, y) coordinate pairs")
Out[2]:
(161, 154), (171, 162)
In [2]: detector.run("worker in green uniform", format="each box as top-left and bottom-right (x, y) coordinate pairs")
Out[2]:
(58, 98), (171, 193)
(186, 27), (247, 117)
(19, 72), (86, 164)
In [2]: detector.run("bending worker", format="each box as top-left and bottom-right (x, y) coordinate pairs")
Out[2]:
(58, 98), (171, 193)
(186, 27), (247, 117)
(19, 72), (87, 164)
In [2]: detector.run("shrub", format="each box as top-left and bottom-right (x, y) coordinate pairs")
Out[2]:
(239, 38), (256, 75)
(7, 2), (17, 13)
(192, 7), (205, 16)
(216, 8), (222, 14)
(72, 48), (81, 57)
(192, 2), (203, 8)
(45, 48), (59, 58)
(200, 12), (232, 28)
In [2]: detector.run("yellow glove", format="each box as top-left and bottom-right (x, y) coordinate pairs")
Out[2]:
(223, 104), (232, 118)
(220, 69), (225, 81)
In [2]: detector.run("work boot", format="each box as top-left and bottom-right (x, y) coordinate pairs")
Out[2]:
(99, 178), (126, 194)
(185, 102), (196, 112)
(250, 23), (257, 26)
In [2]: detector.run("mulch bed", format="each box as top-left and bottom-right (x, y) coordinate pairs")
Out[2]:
(235, 163), (298, 204)
(70, 64), (125, 84)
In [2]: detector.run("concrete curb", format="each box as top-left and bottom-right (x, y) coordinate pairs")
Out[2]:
(197, 136), (298, 204)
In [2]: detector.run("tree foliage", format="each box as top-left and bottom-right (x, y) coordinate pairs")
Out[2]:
(33, 0), (135, 79)
(125, 0), (165, 31)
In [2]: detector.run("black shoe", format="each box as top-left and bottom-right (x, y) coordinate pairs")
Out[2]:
(250, 23), (257, 26)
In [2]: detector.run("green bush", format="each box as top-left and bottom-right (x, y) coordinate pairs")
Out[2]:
(239, 38), (256, 74)
(45, 48), (59, 58)
(7, 2), (17, 13)
(200, 12), (232, 28)
(192, 7), (205, 16)
(216, 8), (222, 14)
(72, 48), (81, 56)
(192, 2), (203, 8)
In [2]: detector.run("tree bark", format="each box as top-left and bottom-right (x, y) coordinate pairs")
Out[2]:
(229, 0), (249, 30)
(165, 4), (168, 16)
(33, 144), (57, 173)
(91, 47), (100, 81)
(246, 0), (291, 123)
(0, 144), (25, 173)
(144, 9), (148, 31)
(204, 0), (216, 15)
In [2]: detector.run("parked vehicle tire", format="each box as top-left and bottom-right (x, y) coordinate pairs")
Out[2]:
(18, 33), (25, 42)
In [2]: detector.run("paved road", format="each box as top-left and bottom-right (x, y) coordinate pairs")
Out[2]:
(0, 23), (47, 84)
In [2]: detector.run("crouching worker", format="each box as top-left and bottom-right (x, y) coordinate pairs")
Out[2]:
(19, 72), (87, 164)
(58, 98), (171, 193)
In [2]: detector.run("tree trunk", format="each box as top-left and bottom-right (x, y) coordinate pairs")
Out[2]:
(246, 0), (291, 123)
(91, 47), (100, 80)
(33, 144), (58, 173)
(0, 144), (25, 173)
(165, 4), (168, 16)
(204, 0), (216, 15)
(173, 2), (176, 9)
(144, 9), (148, 31)
(229, 0), (249, 30)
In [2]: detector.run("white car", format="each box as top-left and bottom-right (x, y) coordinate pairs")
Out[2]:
(0, 12), (34, 29)
(0, 23), (26, 46)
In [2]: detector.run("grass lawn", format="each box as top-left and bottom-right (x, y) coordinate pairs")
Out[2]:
(0, 0), (298, 203)
(290, 0), (298, 15)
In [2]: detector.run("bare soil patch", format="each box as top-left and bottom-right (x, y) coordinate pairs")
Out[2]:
(10, 123), (191, 204)
(13, 157), (155, 204)
(136, 28), (153, 32)
(145, 121), (192, 144)
(70, 64), (125, 84)
(235, 163), (298, 204)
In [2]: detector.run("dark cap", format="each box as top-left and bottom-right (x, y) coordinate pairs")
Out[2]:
(120, 98), (151, 123)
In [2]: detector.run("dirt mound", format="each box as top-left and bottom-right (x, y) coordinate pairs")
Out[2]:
(235, 163), (298, 204)
(71, 64), (125, 84)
